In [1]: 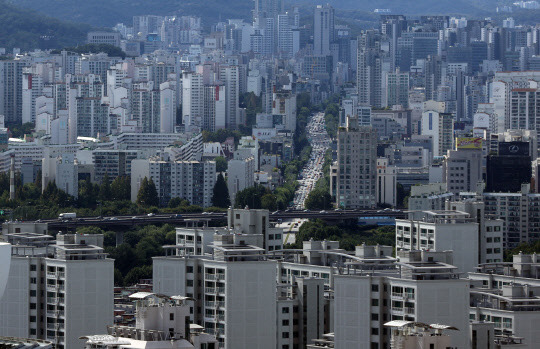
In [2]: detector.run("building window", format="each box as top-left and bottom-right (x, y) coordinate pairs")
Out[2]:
(371, 327), (379, 335)
(282, 307), (289, 314)
(282, 319), (289, 326)
(282, 332), (289, 338)
(170, 313), (174, 321)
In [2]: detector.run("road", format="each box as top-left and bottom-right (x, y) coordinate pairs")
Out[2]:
(293, 112), (331, 209)
(16, 209), (406, 230)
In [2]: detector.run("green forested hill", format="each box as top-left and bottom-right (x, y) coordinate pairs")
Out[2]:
(0, 0), (90, 51)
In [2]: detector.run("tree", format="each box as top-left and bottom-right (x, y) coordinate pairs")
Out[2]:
(214, 156), (228, 172)
(111, 175), (130, 201)
(136, 177), (159, 207)
(168, 197), (185, 208)
(305, 188), (332, 210)
(234, 185), (267, 209)
(99, 173), (112, 201)
(212, 173), (231, 208)
(261, 193), (278, 211)
(124, 265), (152, 286)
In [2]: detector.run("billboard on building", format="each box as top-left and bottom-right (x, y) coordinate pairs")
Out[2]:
(456, 137), (483, 149)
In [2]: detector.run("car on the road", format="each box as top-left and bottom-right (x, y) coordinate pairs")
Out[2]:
(147, 213), (155, 217)
(171, 214), (183, 219)
(110, 217), (118, 221)
(132, 216), (139, 220)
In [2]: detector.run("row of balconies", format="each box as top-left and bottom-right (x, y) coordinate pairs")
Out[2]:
(205, 301), (225, 308)
(46, 272), (66, 278)
(205, 287), (225, 294)
(205, 274), (225, 281)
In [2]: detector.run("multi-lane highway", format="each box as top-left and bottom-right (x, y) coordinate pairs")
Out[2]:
(293, 112), (331, 209)
(29, 209), (406, 229)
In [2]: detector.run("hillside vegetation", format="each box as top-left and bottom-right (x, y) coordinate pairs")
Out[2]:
(0, 0), (90, 51)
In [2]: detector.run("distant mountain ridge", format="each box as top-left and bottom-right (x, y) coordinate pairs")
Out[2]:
(6, 0), (522, 29)
(11, 0), (254, 27)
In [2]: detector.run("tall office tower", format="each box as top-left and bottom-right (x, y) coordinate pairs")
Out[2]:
(424, 55), (444, 101)
(182, 71), (204, 131)
(333, 115), (377, 209)
(22, 63), (55, 124)
(253, 0), (283, 27)
(277, 14), (293, 58)
(357, 30), (385, 108)
(159, 80), (177, 133)
(131, 157), (216, 208)
(384, 70), (409, 108)
(262, 17), (276, 56)
(219, 66), (240, 129)
(397, 32), (439, 71)
(421, 110), (454, 157)
(0, 233), (113, 349)
(380, 15), (407, 71)
(203, 84), (226, 131)
(313, 4), (335, 56)
(0, 59), (28, 123)
(131, 81), (160, 133)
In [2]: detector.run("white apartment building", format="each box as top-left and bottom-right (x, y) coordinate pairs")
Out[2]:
(154, 235), (278, 349)
(468, 253), (540, 348)
(334, 250), (470, 349)
(227, 157), (255, 206)
(333, 116), (377, 209)
(447, 200), (504, 264)
(396, 211), (480, 273)
(182, 71), (204, 131)
(376, 158), (397, 207)
(156, 230), (342, 349)
(41, 153), (79, 198)
(173, 208), (284, 255)
(131, 157), (216, 207)
(0, 233), (113, 349)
